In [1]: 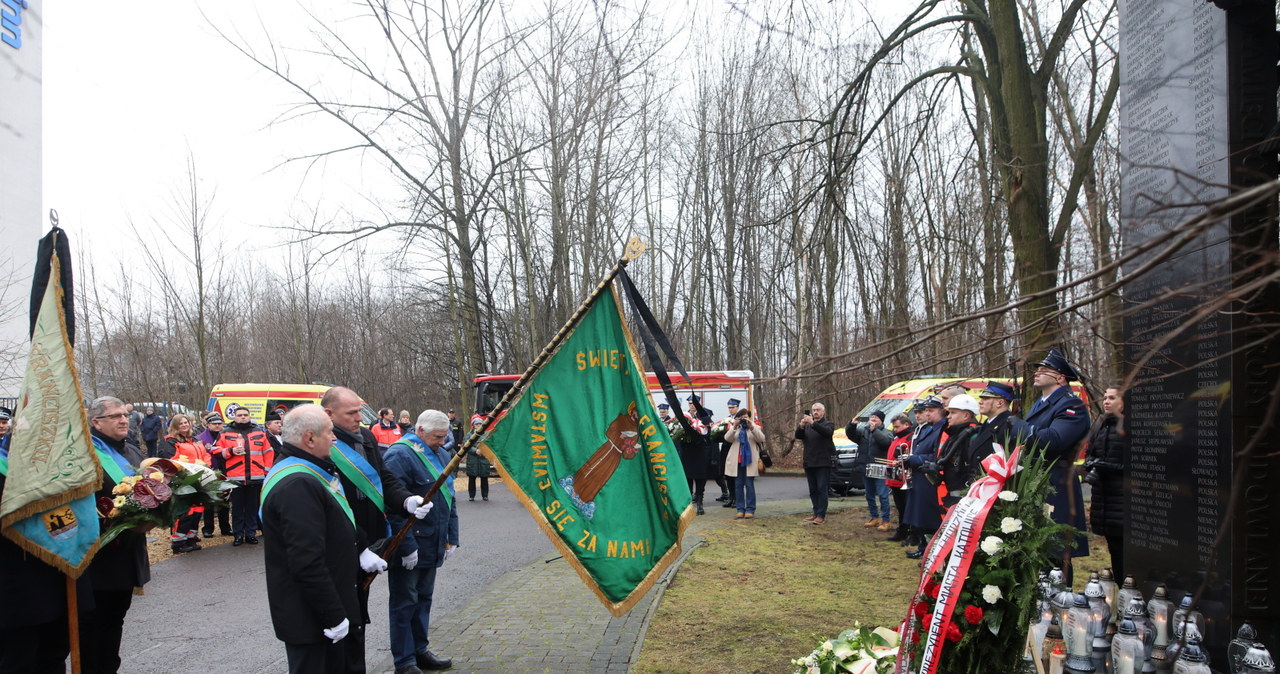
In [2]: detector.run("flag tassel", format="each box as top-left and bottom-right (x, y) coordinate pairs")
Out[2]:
(363, 237), (648, 590)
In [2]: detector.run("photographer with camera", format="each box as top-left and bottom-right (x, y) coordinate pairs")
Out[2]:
(898, 397), (947, 558)
(1085, 387), (1126, 575)
(796, 403), (836, 524)
(722, 408), (765, 519)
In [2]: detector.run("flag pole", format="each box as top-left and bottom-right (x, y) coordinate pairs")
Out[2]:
(364, 237), (647, 589)
(67, 575), (81, 673)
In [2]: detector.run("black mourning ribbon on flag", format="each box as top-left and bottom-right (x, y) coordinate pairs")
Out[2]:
(615, 269), (707, 447)
(30, 226), (76, 346)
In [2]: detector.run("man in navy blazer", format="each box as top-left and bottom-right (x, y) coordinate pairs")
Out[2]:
(383, 410), (460, 673)
(1023, 348), (1091, 576)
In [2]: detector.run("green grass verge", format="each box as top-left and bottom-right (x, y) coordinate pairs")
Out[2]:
(635, 507), (1111, 673)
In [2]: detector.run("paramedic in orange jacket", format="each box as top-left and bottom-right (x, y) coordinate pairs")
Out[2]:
(212, 405), (274, 546)
(369, 407), (404, 454)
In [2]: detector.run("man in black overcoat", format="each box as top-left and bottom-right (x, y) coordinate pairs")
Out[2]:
(262, 404), (361, 674)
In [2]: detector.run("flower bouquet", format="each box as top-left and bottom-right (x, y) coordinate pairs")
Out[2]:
(96, 457), (237, 547)
(792, 623), (901, 674)
(896, 447), (1072, 674)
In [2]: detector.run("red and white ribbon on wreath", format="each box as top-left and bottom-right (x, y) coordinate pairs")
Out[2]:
(895, 446), (1022, 674)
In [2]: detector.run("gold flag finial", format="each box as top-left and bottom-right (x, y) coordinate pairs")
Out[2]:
(622, 237), (646, 261)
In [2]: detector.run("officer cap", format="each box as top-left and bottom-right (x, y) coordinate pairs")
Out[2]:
(921, 396), (945, 410)
(727, 398), (741, 407)
(0, 406), (11, 420)
(1035, 348), (1082, 382)
(978, 381), (1016, 401)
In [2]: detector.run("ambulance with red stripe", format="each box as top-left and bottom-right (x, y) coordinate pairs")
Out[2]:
(473, 370), (757, 420)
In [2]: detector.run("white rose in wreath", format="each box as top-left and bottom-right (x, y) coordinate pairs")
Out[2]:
(998, 490), (1018, 501)
(982, 584), (1003, 604)
(980, 535), (1004, 555)
(1000, 517), (1023, 534)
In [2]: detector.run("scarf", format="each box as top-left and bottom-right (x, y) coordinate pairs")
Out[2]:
(737, 421), (752, 465)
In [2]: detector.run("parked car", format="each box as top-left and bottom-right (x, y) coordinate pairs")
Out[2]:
(829, 426), (865, 496)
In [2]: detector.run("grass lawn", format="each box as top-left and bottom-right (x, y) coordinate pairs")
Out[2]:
(635, 505), (1111, 673)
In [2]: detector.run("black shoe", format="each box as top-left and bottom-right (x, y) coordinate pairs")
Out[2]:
(887, 531), (908, 542)
(906, 549), (924, 559)
(201, 530), (214, 538)
(416, 650), (452, 670)
(232, 537), (244, 547)
(220, 530), (232, 537)
(715, 495), (728, 502)
(696, 502), (705, 515)
(469, 497), (475, 501)
(721, 500), (735, 508)
(482, 496), (488, 501)
(395, 666), (424, 674)
(245, 536), (259, 545)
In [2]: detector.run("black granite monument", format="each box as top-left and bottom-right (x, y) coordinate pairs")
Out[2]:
(1120, 0), (1279, 669)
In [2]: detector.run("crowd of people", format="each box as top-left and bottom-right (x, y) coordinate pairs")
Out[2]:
(794, 349), (1127, 579)
(0, 387), (478, 674)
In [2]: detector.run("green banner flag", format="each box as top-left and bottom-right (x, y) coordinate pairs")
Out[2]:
(480, 286), (692, 615)
(0, 239), (103, 577)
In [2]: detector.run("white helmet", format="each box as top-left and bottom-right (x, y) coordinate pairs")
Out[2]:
(945, 393), (980, 415)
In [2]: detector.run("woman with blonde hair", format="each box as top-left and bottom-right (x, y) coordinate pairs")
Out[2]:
(159, 414), (212, 553)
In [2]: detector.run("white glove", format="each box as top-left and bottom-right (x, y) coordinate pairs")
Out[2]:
(444, 545), (457, 562)
(404, 495), (434, 519)
(322, 618), (349, 643)
(401, 549), (418, 571)
(359, 548), (388, 574)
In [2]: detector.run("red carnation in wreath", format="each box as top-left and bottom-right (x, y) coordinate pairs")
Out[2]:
(945, 621), (962, 643)
(914, 601), (929, 618)
(963, 605), (984, 625)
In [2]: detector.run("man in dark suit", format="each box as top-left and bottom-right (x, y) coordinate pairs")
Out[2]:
(84, 396), (151, 674)
(1023, 348), (1092, 579)
(262, 404), (362, 674)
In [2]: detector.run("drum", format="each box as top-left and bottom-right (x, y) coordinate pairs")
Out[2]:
(864, 462), (890, 480)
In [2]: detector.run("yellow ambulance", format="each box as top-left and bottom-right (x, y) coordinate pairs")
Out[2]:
(205, 383), (377, 425)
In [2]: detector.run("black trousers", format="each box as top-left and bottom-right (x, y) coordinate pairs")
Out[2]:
(468, 476), (489, 499)
(891, 488), (908, 533)
(1105, 534), (1124, 578)
(80, 588), (133, 674)
(687, 478), (707, 501)
(0, 620), (69, 674)
(285, 640), (346, 674)
(203, 504), (231, 535)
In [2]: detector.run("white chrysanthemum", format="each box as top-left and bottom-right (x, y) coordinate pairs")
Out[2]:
(982, 584), (1003, 604)
(980, 535), (1004, 555)
(821, 640), (833, 653)
(1000, 517), (1023, 534)
(1044, 503), (1055, 516)
(998, 490), (1018, 501)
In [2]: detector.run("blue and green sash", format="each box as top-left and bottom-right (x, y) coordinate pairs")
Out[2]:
(330, 438), (390, 536)
(260, 456), (355, 529)
(91, 437), (135, 485)
(392, 438), (453, 510)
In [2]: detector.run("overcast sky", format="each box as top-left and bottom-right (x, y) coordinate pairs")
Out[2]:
(43, 1), (396, 268)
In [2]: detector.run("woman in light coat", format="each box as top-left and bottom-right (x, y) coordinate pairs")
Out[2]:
(722, 408), (765, 519)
